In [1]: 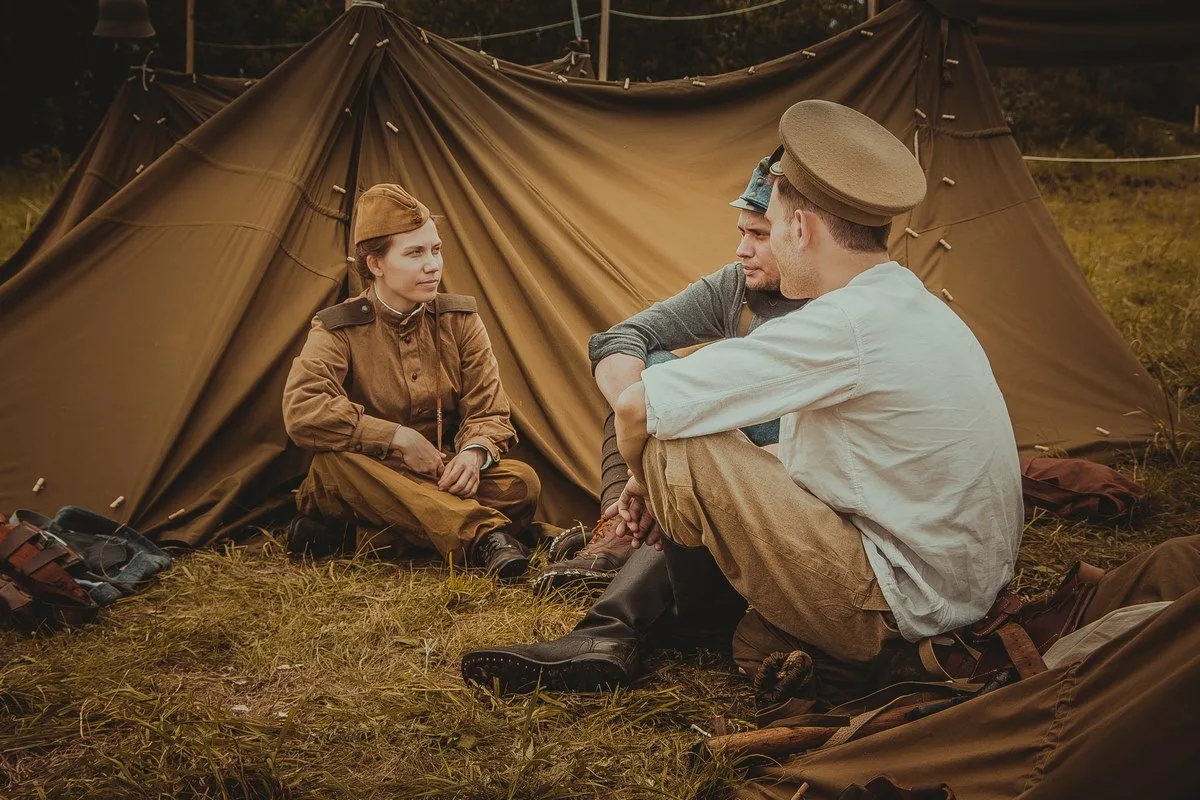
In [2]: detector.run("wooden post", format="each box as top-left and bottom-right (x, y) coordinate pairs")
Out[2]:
(185, 0), (195, 73)
(599, 0), (611, 82)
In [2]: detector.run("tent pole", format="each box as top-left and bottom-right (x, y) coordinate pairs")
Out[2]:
(867, 0), (878, 19)
(598, 0), (611, 81)
(185, 0), (195, 73)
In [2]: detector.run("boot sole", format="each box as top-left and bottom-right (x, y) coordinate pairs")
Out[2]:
(546, 527), (589, 563)
(530, 567), (618, 598)
(461, 649), (630, 694)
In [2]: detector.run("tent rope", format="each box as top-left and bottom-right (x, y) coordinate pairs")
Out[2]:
(1022, 153), (1200, 163)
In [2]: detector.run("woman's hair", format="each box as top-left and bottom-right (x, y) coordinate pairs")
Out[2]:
(354, 234), (392, 284)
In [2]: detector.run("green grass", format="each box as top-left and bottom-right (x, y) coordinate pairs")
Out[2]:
(2, 161), (1198, 798)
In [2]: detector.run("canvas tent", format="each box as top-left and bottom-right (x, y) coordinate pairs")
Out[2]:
(0, 72), (250, 285)
(0, 0), (1169, 547)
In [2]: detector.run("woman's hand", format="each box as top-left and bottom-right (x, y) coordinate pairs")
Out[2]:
(390, 426), (445, 478)
(438, 449), (485, 497)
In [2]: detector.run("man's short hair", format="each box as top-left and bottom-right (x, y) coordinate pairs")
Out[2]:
(772, 174), (891, 253)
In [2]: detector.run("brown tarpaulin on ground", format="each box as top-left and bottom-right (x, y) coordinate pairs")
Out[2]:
(0, 72), (249, 285)
(734, 582), (1200, 799)
(0, 0), (1167, 546)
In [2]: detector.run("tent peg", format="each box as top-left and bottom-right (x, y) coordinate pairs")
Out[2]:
(937, 238), (952, 251)
(168, 508), (187, 521)
(941, 176), (956, 186)
(802, 50), (817, 58)
(385, 120), (399, 133)
(375, 38), (389, 48)
(1034, 445), (1051, 452)
(156, 116), (166, 125)
(32, 478), (45, 494)
(944, 58), (959, 66)
(914, 108), (927, 119)
(940, 288), (954, 303)
(346, 257), (356, 264)
(420, 28), (429, 44)
(623, 78), (631, 89)
(692, 79), (707, 87)
(132, 113), (141, 122)
(859, 29), (874, 37)
(149, 73), (156, 84)
(244, 80), (253, 87)
(135, 163), (145, 174)
(348, 32), (359, 46)
(904, 227), (919, 238)
(1095, 426), (1111, 436)
(792, 781), (811, 799)
(557, 74), (569, 83)
(343, 107), (352, 117)
(941, 113), (956, 121)
(748, 65), (757, 74)
(333, 184), (347, 194)
(110, 496), (125, 510)
(492, 58), (499, 70)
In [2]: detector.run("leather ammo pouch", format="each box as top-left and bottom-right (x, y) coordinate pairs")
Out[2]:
(919, 561), (1105, 682)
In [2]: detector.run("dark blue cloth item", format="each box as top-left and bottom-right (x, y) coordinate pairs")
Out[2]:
(645, 350), (780, 446)
(52, 506), (172, 595)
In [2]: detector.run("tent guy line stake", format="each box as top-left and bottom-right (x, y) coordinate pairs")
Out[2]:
(942, 176), (956, 186)
(168, 508), (187, 521)
(420, 28), (429, 44)
(1034, 445), (1051, 452)
(348, 32), (359, 46)
(333, 185), (347, 194)
(802, 50), (816, 58)
(492, 58), (499, 70)
(623, 78), (630, 89)
(32, 478), (45, 494)
(904, 227), (919, 238)
(557, 74), (569, 83)
(748, 65), (757, 74)
(938, 238), (952, 251)
(135, 164), (145, 174)
(156, 117), (166, 125)
(914, 108), (927, 119)
(944, 57), (959, 66)
(941, 113), (956, 121)
(940, 288), (954, 302)
(375, 38), (389, 48)
(385, 121), (399, 133)
(110, 496), (125, 510)
(1095, 427), (1111, 436)
(132, 113), (141, 122)
(859, 29), (874, 37)
(692, 79), (707, 87)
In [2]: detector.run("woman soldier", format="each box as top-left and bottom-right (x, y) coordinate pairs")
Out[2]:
(282, 183), (538, 579)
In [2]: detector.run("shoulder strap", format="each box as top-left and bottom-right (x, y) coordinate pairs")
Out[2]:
(316, 298), (375, 330)
(435, 293), (478, 314)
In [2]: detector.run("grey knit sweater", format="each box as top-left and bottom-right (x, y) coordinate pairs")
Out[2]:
(588, 263), (808, 372)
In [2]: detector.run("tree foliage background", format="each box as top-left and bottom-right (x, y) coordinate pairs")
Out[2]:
(1, 0), (1197, 164)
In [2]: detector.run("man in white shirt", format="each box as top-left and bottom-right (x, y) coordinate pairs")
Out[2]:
(462, 100), (1023, 697)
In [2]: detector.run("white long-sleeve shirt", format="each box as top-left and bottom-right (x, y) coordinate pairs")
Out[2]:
(641, 261), (1023, 641)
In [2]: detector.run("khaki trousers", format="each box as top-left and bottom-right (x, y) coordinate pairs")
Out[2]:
(295, 451), (540, 557)
(641, 430), (898, 664)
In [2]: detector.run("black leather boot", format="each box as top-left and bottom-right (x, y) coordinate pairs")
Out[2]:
(467, 529), (530, 582)
(285, 514), (356, 558)
(462, 541), (745, 694)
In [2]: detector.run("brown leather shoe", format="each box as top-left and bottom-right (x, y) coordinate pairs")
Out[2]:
(531, 518), (633, 597)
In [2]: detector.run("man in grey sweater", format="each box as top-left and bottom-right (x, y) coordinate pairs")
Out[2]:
(532, 153), (809, 596)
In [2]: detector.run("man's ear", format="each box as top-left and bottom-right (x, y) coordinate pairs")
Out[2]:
(796, 208), (818, 250)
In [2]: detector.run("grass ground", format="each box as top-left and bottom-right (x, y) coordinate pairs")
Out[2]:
(1, 162), (1197, 798)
